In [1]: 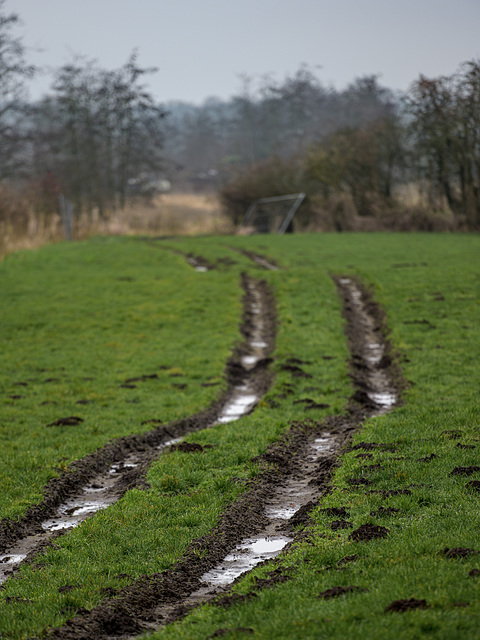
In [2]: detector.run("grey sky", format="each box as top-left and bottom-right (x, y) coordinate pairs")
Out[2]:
(9, 0), (480, 104)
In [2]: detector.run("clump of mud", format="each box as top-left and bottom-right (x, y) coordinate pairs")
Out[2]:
(318, 585), (366, 599)
(450, 466), (480, 476)
(384, 598), (429, 613)
(418, 453), (438, 463)
(349, 524), (389, 542)
(443, 547), (478, 558)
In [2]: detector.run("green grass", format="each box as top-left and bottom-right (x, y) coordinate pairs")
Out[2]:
(1, 232), (479, 639)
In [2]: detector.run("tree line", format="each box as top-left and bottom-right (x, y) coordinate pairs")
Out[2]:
(1, 0), (479, 230)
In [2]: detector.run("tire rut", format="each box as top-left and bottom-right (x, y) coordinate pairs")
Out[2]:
(40, 275), (404, 640)
(0, 274), (276, 584)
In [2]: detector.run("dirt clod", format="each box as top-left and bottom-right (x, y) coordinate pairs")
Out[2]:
(47, 416), (84, 427)
(418, 453), (438, 462)
(450, 466), (480, 476)
(384, 598), (429, 613)
(466, 480), (480, 491)
(349, 524), (389, 542)
(443, 547), (478, 558)
(468, 569), (480, 577)
(318, 585), (366, 599)
(58, 585), (79, 593)
(456, 443), (475, 449)
(441, 430), (463, 439)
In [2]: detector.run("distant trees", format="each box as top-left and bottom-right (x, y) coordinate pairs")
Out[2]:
(1, 2), (479, 233)
(29, 54), (165, 217)
(0, 0), (35, 179)
(406, 61), (480, 227)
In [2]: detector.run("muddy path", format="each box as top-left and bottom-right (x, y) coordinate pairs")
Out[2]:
(41, 276), (404, 640)
(227, 246), (280, 271)
(0, 274), (276, 584)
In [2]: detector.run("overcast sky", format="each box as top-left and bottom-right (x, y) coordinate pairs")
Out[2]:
(9, 0), (480, 105)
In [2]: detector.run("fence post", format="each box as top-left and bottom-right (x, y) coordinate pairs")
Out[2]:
(59, 194), (74, 241)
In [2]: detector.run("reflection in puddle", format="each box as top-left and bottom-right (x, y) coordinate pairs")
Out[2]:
(42, 500), (110, 532)
(368, 392), (396, 407)
(0, 554), (27, 565)
(201, 536), (292, 587)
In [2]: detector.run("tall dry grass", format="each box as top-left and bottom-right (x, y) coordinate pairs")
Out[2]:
(0, 191), (233, 260)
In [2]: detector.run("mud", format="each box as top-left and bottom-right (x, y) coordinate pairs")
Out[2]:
(0, 274), (276, 584)
(384, 598), (429, 613)
(318, 585), (366, 599)
(348, 524), (390, 542)
(40, 275), (403, 639)
(228, 247), (280, 271)
(443, 547), (478, 558)
(450, 466), (480, 476)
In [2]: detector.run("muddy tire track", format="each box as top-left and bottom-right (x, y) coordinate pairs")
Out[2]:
(228, 246), (280, 271)
(0, 275), (276, 583)
(41, 276), (404, 640)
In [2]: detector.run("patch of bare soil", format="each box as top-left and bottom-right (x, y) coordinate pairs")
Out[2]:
(450, 466), (480, 476)
(384, 598), (429, 613)
(39, 275), (404, 639)
(348, 524), (390, 542)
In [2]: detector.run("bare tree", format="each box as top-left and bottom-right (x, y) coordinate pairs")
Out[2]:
(0, 0), (35, 179)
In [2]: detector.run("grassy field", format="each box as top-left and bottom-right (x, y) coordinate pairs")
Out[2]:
(0, 233), (479, 639)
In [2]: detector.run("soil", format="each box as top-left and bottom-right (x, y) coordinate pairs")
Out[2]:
(443, 547), (478, 558)
(348, 524), (390, 542)
(450, 466), (480, 476)
(418, 453), (438, 462)
(6, 274), (404, 639)
(384, 598), (429, 613)
(318, 585), (366, 599)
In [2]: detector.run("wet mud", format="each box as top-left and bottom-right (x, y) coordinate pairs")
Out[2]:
(0, 274), (276, 584)
(40, 275), (403, 639)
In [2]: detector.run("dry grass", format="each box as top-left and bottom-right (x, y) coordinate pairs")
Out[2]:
(0, 191), (233, 260)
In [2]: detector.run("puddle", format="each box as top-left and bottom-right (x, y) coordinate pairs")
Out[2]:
(42, 500), (111, 532)
(0, 554), (26, 565)
(241, 355), (259, 367)
(200, 536), (292, 587)
(368, 392), (397, 407)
